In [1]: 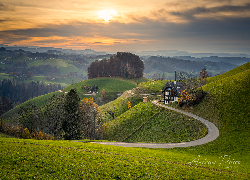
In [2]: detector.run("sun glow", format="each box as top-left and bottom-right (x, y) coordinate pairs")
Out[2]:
(98, 9), (117, 22)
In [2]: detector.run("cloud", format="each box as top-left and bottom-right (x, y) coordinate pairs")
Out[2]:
(0, 3), (15, 11)
(1, 16), (250, 42)
(1, 14), (250, 53)
(170, 3), (250, 20)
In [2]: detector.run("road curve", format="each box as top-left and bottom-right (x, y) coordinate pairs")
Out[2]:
(91, 100), (219, 148)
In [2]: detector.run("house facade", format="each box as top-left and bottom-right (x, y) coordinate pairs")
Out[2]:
(162, 81), (185, 104)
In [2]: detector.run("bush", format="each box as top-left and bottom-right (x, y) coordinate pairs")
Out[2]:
(22, 128), (30, 139)
(178, 89), (207, 107)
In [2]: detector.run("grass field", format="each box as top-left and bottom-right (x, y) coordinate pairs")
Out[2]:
(31, 76), (81, 87)
(28, 59), (86, 75)
(0, 134), (248, 179)
(63, 77), (145, 103)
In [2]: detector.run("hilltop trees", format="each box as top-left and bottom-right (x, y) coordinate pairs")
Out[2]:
(88, 52), (144, 79)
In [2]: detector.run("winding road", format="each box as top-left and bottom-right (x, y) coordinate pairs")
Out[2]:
(91, 100), (219, 148)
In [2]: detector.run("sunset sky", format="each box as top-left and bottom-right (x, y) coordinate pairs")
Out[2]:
(1, 0), (250, 53)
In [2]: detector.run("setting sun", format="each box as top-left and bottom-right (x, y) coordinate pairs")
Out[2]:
(98, 9), (117, 22)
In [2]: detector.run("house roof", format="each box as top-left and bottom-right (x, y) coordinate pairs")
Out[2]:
(162, 81), (185, 96)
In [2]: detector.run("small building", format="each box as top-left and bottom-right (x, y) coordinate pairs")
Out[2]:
(162, 81), (185, 104)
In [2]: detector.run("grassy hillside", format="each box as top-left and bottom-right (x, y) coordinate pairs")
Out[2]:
(99, 93), (143, 125)
(167, 62), (250, 174)
(1, 91), (62, 120)
(126, 108), (207, 143)
(103, 102), (207, 143)
(206, 62), (250, 84)
(63, 77), (148, 103)
(1, 77), (148, 120)
(28, 59), (86, 75)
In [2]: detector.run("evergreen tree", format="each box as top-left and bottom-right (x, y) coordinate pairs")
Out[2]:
(63, 89), (81, 140)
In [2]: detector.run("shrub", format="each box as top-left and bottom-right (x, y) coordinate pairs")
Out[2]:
(37, 131), (44, 140)
(178, 89), (207, 107)
(22, 128), (30, 139)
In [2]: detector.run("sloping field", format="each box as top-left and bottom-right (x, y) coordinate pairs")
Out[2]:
(102, 102), (207, 143)
(28, 59), (86, 75)
(168, 62), (250, 174)
(1, 63), (249, 178)
(1, 91), (62, 120)
(63, 77), (142, 102)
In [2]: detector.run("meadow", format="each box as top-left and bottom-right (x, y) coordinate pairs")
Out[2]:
(0, 134), (248, 179)
(28, 59), (86, 75)
(63, 77), (147, 103)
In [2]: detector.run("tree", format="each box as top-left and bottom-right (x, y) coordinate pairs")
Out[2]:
(63, 89), (82, 140)
(177, 71), (194, 81)
(43, 94), (65, 138)
(0, 97), (12, 116)
(79, 98), (100, 140)
(199, 68), (209, 79)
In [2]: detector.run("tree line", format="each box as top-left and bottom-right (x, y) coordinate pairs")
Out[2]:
(88, 52), (144, 79)
(0, 79), (61, 115)
(0, 89), (100, 140)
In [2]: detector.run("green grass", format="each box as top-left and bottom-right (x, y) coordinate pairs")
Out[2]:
(31, 76), (81, 87)
(102, 101), (207, 143)
(63, 77), (139, 102)
(28, 59), (87, 75)
(164, 62), (250, 174)
(99, 94), (143, 125)
(0, 73), (13, 80)
(0, 135), (248, 179)
(206, 62), (250, 84)
(1, 77), (141, 120)
(1, 63), (250, 178)
(140, 80), (171, 93)
(126, 108), (208, 143)
(103, 102), (161, 141)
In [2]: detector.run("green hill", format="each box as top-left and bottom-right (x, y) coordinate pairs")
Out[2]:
(168, 62), (250, 173)
(98, 63), (250, 174)
(102, 102), (207, 143)
(63, 77), (148, 104)
(28, 59), (86, 75)
(1, 91), (62, 120)
(1, 77), (148, 120)
(0, 63), (249, 178)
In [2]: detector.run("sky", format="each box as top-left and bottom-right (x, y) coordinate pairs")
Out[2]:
(0, 0), (250, 53)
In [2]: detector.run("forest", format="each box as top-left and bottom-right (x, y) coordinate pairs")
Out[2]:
(0, 79), (61, 116)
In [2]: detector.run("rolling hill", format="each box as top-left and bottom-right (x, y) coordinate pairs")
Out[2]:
(0, 63), (249, 178)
